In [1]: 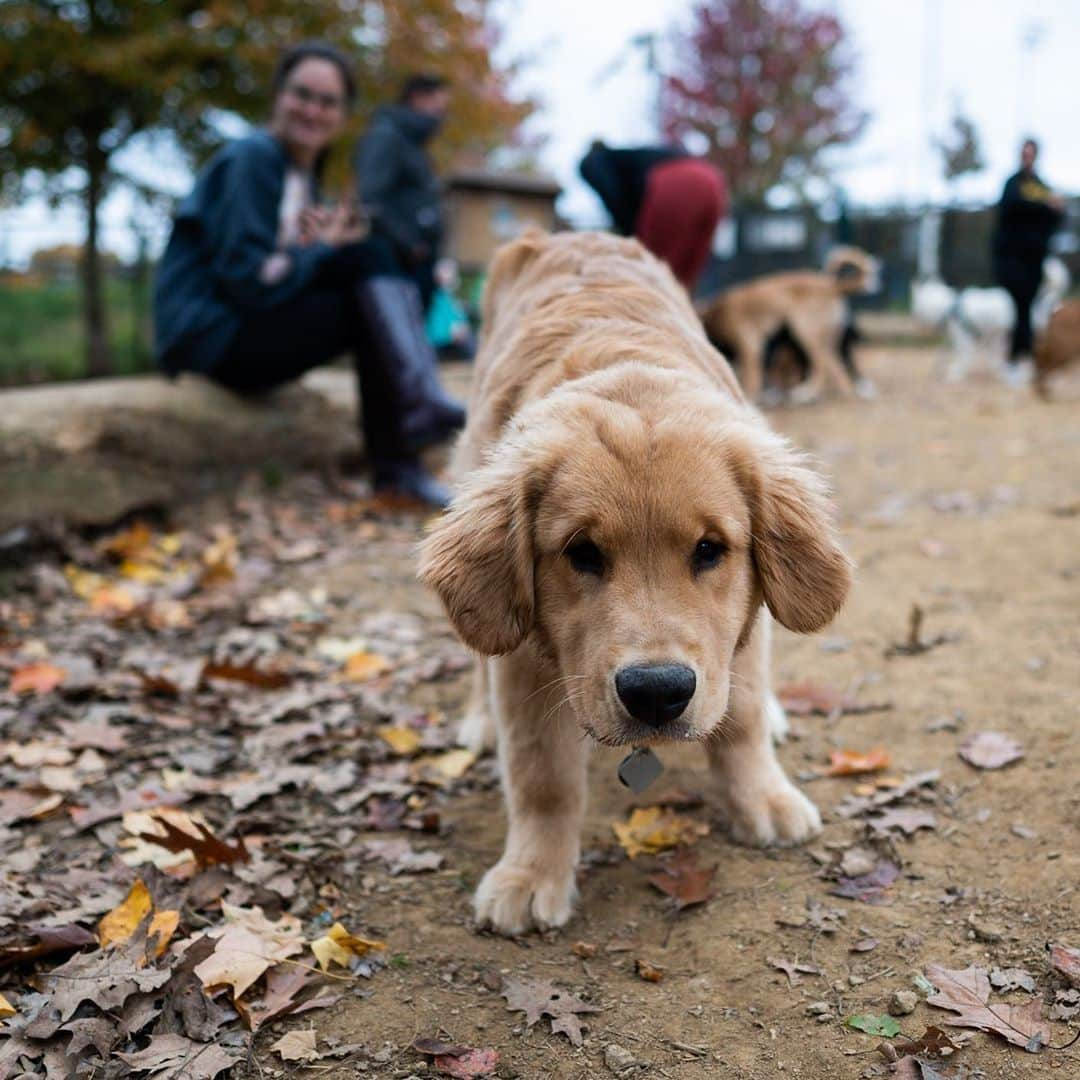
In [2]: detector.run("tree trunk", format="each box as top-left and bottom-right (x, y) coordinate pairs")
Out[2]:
(82, 153), (112, 377)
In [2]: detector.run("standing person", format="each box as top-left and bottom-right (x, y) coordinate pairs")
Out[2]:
(355, 74), (450, 311)
(992, 137), (1065, 385)
(153, 42), (464, 508)
(579, 140), (727, 291)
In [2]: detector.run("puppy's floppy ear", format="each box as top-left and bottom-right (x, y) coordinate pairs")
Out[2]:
(417, 446), (537, 656)
(740, 428), (854, 634)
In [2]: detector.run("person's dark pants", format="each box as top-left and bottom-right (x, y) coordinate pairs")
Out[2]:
(994, 253), (1042, 361)
(212, 241), (401, 459)
(411, 257), (437, 314)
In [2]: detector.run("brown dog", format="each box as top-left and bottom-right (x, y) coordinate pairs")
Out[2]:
(700, 247), (879, 405)
(419, 230), (852, 935)
(1034, 299), (1080, 398)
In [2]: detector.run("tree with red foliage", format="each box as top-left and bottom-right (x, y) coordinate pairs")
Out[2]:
(660, 0), (866, 203)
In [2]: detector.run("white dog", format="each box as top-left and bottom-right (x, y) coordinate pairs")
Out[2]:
(911, 257), (1070, 383)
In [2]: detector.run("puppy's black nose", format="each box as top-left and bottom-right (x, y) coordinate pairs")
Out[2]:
(615, 663), (697, 727)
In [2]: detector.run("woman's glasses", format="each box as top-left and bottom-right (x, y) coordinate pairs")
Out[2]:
(285, 83), (344, 111)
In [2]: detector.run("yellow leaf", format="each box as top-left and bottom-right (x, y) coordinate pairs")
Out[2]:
(310, 922), (386, 972)
(410, 748), (476, 786)
(0, 992), (15, 1018)
(341, 651), (392, 682)
(199, 527), (238, 587)
(148, 909), (180, 958)
(119, 558), (169, 585)
(612, 807), (710, 859)
(98, 879), (153, 948)
(378, 726), (422, 755)
(64, 563), (108, 600)
(100, 521), (154, 560)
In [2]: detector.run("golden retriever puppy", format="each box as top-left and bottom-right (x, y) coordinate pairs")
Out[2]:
(700, 246), (879, 405)
(419, 230), (852, 936)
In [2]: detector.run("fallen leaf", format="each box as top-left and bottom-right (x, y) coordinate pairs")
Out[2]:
(635, 959), (664, 982)
(411, 748), (476, 786)
(894, 1025), (959, 1057)
(613, 806), (709, 858)
(270, 1029), (320, 1063)
(342, 650), (392, 682)
(766, 956), (822, 986)
(98, 879), (153, 949)
(100, 521), (155, 560)
(378, 726), (423, 755)
(845, 1013), (901, 1037)
(868, 808), (938, 836)
(826, 748), (891, 777)
(194, 904), (304, 999)
(113, 1032), (242, 1078)
(9, 661), (66, 695)
(1048, 942), (1080, 988)
(135, 810), (249, 869)
(0, 993), (15, 1018)
(779, 681), (870, 716)
(830, 859), (901, 904)
(199, 527), (238, 587)
(647, 849), (716, 910)
(990, 967), (1036, 993)
(434, 1048), (500, 1077)
(0, 924), (96, 970)
(924, 963), (1050, 1050)
(41, 933), (172, 1021)
(502, 977), (599, 1047)
(236, 965), (340, 1032)
(201, 660), (291, 690)
(958, 731), (1024, 770)
(310, 922), (386, 972)
(0, 789), (63, 825)
(89, 584), (138, 617)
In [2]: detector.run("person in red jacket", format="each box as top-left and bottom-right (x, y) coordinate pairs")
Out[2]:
(579, 140), (728, 291)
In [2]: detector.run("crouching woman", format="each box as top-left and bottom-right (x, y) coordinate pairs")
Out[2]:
(153, 41), (463, 507)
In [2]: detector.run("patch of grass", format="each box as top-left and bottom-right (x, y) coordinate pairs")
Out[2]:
(0, 276), (154, 385)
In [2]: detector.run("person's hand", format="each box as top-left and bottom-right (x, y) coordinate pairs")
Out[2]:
(301, 201), (365, 247)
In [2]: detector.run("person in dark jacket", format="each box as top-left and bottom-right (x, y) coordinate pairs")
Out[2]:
(154, 42), (463, 508)
(993, 138), (1065, 383)
(355, 74), (450, 310)
(579, 140), (727, 290)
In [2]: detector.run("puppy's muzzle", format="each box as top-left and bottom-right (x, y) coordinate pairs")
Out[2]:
(615, 663), (697, 728)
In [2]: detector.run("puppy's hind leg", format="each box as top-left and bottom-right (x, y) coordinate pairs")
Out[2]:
(706, 615), (821, 847)
(457, 661), (497, 754)
(474, 651), (588, 936)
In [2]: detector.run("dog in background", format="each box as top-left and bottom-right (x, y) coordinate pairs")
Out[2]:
(1034, 298), (1080, 398)
(419, 230), (852, 936)
(911, 256), (1070, 382)
(699, 247), (880, 405)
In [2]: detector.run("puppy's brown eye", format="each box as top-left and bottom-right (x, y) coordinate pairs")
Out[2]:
(566, 539), (605, 576)
(693, 538), (726, 572)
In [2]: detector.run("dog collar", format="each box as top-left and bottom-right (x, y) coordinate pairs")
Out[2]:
(617, 746), (664, 793)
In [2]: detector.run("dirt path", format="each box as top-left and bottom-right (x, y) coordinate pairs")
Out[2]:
(1, 347), (1077, 1080)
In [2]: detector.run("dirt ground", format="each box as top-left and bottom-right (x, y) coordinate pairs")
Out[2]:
(2, 345), (1079, 1079)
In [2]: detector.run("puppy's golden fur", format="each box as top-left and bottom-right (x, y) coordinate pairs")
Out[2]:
(419, 230), (852, 935)
(1035, 299), (1080, 399)
(701, 246), (879, 404)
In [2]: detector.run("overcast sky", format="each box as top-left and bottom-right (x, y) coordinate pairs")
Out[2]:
(3, 0), (1078, 263)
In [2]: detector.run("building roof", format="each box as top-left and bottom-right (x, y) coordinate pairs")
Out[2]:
(445, 170), (562, 198)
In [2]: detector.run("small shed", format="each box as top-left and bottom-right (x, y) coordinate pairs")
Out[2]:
(443, 170), (562, 273)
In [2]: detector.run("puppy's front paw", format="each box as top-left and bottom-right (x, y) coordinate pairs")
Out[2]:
(725, 780), (822, 848)
(474, 859), (577, 936)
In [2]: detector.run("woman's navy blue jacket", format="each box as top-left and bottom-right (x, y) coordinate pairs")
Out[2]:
(153, 131), (332, 376)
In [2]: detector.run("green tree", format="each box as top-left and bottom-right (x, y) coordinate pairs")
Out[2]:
(0, 1), (534, 376)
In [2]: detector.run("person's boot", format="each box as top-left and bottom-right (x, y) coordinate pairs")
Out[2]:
(356, 276), (466, 453)
(372, 456), (453, 510)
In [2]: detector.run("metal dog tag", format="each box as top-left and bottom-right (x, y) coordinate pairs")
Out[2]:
(617, 746), (664, 793)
